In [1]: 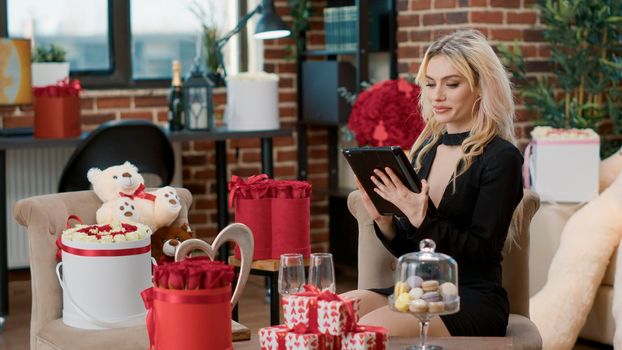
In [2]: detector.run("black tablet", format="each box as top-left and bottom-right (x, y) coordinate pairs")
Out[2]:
(342, 146), (436, 217)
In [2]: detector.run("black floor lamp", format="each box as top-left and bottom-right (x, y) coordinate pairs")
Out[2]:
(214, 0), (291, 81)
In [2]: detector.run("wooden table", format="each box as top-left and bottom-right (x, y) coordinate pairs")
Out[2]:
(233, 336), (512, 349)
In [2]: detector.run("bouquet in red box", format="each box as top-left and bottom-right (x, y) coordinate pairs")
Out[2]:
(229, 174), (312, 259)
(33, 78), (82, 139)
(141, 257), (235, 350)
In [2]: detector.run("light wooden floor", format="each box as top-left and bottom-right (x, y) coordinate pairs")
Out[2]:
(0, 271), (612, 350)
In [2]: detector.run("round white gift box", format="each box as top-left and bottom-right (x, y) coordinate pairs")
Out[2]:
(225, 72), (280, 131)
(56, 236), (152, 329)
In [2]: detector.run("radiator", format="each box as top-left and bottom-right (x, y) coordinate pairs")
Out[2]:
(5, 145), (183, 269)
(6, 147), (75, 268)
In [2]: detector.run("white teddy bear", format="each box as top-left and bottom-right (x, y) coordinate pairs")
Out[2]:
(87, 161), (182, 231)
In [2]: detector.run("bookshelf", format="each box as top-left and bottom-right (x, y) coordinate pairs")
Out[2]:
(296, 0), (397, 269)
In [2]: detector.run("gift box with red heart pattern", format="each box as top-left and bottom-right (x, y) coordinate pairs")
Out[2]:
(317, 297), (361, 336)
(340, 325), (388, 350)
(283, 294), (318, 331)
(259, 325), (289, 350)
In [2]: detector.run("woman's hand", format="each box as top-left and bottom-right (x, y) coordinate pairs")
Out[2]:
(371, 167), (430, 228)
(355, 178), (394, 236)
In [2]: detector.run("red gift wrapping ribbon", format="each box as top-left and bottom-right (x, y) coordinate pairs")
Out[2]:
(141, 287), (230, 350)
(119, 183), (157, 201)
(59, 242), (151, 257)
(228, 174), (270, 207)
(33, 78), (81, 97)
(288, 285), (357, 334)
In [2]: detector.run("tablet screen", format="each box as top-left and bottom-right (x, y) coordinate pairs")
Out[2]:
(342, 146), (435, 216)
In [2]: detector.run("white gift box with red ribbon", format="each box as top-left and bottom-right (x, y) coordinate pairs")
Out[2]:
(317, 298), (361, 335)
(524, 127), (600, 203)
(56, 236), (152, 329)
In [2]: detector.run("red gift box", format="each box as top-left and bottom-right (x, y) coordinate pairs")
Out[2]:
(340, 325), (388, 350)
(229, 174), (311, 259)
(142, 258), (235, 350)
(33, 79), (81, 139)
(141, 286), (232, 350)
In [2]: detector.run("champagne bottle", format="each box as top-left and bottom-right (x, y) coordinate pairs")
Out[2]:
(168, 60), (184, 131)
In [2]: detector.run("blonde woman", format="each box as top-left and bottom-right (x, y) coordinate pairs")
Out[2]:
(345, 29), (523, 337)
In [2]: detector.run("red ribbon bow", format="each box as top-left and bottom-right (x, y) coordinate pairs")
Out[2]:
(119, 183), (156, 201)
(288, 284), (357, 334)
(227, 174), (270, 207)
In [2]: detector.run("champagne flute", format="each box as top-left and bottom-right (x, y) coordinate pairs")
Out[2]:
(278, 253), (305, 296)
(308, 253), (336, 292)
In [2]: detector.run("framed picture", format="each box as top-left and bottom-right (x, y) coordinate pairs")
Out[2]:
(0, 38), (32, 106)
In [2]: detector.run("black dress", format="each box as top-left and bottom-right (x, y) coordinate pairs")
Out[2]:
(372, 131), (523, 337)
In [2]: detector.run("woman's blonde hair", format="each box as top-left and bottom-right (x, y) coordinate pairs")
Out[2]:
(410, 29), (516, 177)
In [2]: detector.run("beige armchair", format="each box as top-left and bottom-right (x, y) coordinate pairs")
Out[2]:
(348, 189), (543, 350)
(12, 189), (191, 350)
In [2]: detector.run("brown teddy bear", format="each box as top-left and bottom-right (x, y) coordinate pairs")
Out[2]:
(151, 223), (193, 264)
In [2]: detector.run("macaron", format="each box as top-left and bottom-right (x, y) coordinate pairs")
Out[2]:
(394, 281), (409, 296)
(409, 299), (428, 313)
(394, 292), (411, 312)
(408, 287), (424, 300)
(428, 301), (445, 313)
(407, 275), (423, 289)
(421, 291), (442, 302)
(440, 282), (458, 297)
(421, 280), (439, 292)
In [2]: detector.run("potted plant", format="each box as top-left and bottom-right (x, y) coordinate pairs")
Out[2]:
(190, 2), (222, 86)
(499, 0), (622, 156)
(31, 43), (69, 87)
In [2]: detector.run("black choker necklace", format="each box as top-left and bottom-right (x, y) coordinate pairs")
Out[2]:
(440, 131), (470, 146)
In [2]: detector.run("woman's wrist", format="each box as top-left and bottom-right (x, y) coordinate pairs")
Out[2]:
(374, 215), (396, 240)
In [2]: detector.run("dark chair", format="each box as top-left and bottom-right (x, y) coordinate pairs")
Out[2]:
(58, 119), (175, 192)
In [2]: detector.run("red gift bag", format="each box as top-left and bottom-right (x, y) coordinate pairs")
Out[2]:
(230, 175), (311, 260)
(33, 79), (81, 139)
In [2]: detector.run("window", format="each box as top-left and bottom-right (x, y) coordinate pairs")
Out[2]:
(7, 0), (110, 73)
(1, 0), (244, 87)
(130, 0), (238, 80)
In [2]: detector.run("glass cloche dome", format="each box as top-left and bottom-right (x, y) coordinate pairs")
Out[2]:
(388, 239), (459, 350)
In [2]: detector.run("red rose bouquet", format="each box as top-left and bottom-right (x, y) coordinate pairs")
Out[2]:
(142, 257), (236, 350)
(348, 78), (424, 150)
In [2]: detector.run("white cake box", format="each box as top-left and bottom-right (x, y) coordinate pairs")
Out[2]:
(525, 127), (600, 203)
(56, 235), (153, 329)
(225, 72), (280, 131)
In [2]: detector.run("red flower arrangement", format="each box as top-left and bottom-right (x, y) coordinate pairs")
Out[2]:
(347, 78), (425, 149)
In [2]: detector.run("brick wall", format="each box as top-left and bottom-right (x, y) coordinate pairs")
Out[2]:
(1, 0), (552, 252)
(396, 0), (548, 149)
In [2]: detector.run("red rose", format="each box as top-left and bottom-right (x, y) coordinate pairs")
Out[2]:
(348, 79), (425, 149)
